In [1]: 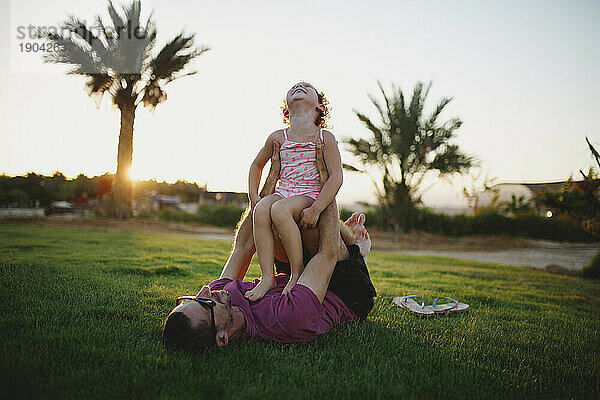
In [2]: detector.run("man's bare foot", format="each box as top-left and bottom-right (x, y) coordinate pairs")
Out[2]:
(355, 224), (371, 261)
(244, 276), (276, 301)
(281, 276), (298, 296)
(344, 212), (359, 229)
(344, 213), (371, 260)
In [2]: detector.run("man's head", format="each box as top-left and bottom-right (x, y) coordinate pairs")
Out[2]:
(162, 286), (234, 351)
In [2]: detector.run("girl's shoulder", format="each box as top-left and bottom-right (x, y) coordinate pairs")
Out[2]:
(266, 129), (286, 146)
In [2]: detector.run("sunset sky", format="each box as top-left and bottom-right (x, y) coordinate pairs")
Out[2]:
(1, 0), (599, 208)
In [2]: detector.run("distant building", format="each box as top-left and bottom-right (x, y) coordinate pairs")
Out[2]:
(152, 194), (181, 211)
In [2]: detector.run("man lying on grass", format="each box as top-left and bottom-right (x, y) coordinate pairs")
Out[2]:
(162, 142), (376, 350)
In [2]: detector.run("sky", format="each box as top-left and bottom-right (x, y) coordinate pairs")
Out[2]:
(1, 0), (599, 208)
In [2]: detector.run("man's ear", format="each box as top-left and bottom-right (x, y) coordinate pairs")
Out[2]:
(216, 330), (229, 348)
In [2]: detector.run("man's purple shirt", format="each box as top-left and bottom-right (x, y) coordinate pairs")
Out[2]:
(208, 274), (357, 344)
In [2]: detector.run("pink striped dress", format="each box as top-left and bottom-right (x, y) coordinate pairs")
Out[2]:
(274, 128), (326, 200)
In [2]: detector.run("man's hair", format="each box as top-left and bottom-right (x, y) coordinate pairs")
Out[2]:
(162, 311), (215, 352)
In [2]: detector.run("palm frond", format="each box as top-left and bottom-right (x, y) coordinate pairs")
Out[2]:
(85, 73), (115, 108)
(425, 96), (452, 129)
(407, 81), (423, 121)
(377, 80), (391, 116)
(107, 1), (126, 32)
(41, 31), (102, 74)
(117, 0), (146, 74)
(368, 94), (389, 127)
(148, 32), (208, 80)
(429, 144), (473, 175)
(342, 163), (362, 172)
(141, 24), (157, 67)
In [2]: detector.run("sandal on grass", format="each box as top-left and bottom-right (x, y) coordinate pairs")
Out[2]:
(427, 296), (469, 314)
(392, 295), (434, 316)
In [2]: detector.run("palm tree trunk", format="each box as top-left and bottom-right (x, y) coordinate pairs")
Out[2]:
(113, 101), (136, 219)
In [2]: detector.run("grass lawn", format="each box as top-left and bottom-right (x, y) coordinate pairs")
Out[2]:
(1, 223), (599, 399)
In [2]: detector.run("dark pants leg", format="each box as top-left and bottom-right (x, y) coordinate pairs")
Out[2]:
(275, 244), (376, 319)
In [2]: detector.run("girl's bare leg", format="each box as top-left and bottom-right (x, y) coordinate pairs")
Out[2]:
(270, 195), (315, 295)
(245, 193), (283, 301)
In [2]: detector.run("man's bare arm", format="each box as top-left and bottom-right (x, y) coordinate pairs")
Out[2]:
(219, 142), (280, 280)
(259, 142), (280, 198)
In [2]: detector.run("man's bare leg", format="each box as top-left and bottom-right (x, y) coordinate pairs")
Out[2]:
(219, 142), (280, 281)
(296, 199), (341, 302)
(296, 141), (343, 302)
(219, 206), (255, 280)
(301, 222), (351, 262)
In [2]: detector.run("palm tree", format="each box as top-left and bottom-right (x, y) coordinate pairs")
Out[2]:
(41, 0), (209, 218)
(344, 81), (473, 231)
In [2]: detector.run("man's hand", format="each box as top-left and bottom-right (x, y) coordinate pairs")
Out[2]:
(297, 137), (329, 229)
(259, 141), (281, 198)
(299, 206), (319, 229)
(296, 136), (330, 229)
(315, 140), (329, 186)
(249, 194), (261, 209)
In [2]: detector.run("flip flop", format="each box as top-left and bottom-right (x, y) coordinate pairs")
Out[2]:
(392, 295), (434, 316)
(427, 296), (469, 314)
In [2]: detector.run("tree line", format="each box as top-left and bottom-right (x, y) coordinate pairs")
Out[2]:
(0, 172), (207, 207)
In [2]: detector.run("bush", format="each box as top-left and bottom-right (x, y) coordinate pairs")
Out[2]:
(147, 204), (246, 229)
(195, 204), (246, 228)
(412, 207), (594, 242)
(136, 204), (246, 229)
(158, 208), (201, 223)
(582, 250), (600, 279)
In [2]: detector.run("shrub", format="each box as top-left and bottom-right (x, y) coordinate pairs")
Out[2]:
(195, 204), (246, 228)
(159, 208), (201, 223)
(411, 207), (593, 241)
(582, 250), (600, 279)
(154, 205), (246, 228)
(136, 204), (246, 229)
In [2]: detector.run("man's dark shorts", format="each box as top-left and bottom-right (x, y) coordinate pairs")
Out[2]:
(275, 244), (377, 319)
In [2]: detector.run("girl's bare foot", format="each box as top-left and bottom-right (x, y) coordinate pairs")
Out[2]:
(281, 276), (299, 295)
(244, 276), (276, 301)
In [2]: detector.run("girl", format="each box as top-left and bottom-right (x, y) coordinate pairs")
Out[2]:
(245, 82), (343, 301)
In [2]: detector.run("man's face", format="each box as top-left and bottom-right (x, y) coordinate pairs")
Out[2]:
(173, 286), (233, 345)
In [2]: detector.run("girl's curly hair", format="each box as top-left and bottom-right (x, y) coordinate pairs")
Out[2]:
(280, 87), (330, 129)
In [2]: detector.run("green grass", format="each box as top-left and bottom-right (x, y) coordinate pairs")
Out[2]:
(1, 223), (599, 399)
